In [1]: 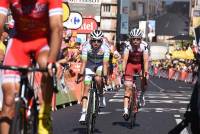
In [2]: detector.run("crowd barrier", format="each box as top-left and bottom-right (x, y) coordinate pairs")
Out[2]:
(151, 67), (196, 84)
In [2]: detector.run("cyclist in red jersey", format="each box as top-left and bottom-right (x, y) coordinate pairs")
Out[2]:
(122, 28), (149, 119)
(0, 0), (63, 134)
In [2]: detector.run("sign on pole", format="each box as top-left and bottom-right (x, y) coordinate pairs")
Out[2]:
(120, 0), (129, 34)
(63, 12), (83, 29)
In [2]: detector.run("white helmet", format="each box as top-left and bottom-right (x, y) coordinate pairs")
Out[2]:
(129, 28), (143, 38)
(90, 30), (104, 40)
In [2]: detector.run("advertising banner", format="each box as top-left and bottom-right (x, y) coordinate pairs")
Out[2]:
(139, 21), (147, 38)
(75, 18), (98, 33)
(66, 1), (101, 21)
(63, 12), (83, 29)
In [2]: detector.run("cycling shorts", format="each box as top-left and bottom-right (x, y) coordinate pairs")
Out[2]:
(124, 63), (142, 86)
(84, 66), (102, 85)
(2, 37), (49, 84)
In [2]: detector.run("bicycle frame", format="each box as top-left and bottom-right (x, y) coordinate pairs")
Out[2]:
(0, 65), (47, 134)
(124, 74), (141, 129)
(86, 74), (100, 134)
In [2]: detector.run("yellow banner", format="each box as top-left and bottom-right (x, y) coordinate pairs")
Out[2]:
(172, 49), (194, 59)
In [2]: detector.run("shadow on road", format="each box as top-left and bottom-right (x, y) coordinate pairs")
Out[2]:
(112, 121), (140, 129)
(70, 127), (103, 134)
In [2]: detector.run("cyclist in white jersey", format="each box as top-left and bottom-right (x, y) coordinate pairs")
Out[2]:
(77, 30), (110, 123)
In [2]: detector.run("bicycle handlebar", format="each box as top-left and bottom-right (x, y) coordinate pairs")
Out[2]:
(0, 65), (48, 72)
(0, 64), (64, 93)
(123, 74), (141, 77)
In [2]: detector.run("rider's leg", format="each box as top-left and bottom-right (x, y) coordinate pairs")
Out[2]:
(0, 83), (20, 134)
(79, 69), (92, 122)
(79, 83), (90, 122)
(95, 76), (106, 107)
(139, 76), (147, 107)
(37, 51), (53, 134)
(95, 66), (106, 107)
(123, 63), (134, 115)
(123, 83), (132, 112)
(0, 38), (30, 134)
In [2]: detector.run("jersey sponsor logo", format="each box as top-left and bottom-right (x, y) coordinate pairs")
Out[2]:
(12, 2), (47, 16)
(97, 49), (104, 55)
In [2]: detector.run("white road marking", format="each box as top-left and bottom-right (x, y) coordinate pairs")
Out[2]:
(109, 99), (189, 104)
(175, 119), (189, 134)
(174, 115), (181, 118)
(98, 112), (112, 115)
(115, 108), (187, 113)
(179, 86), (192, 89)
(149, 79), (165, 92)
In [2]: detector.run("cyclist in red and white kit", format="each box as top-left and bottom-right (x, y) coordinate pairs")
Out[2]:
(0, 1), (63, 134)
(122, 28), (149, 119)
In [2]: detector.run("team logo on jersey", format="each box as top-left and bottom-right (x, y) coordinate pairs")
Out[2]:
(97, 49), (104, 55)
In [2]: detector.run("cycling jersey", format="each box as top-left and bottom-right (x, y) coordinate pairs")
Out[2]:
(81, 41), (110, 68)
(81, 41), (110, 84)
(0, 0), (62, 83)
(124, 40), (149, 85)
(124, 40), (148, 64)
(0, 0), (63, 39)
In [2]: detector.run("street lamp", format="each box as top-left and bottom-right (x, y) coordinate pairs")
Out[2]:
(145, 0), (149, 42)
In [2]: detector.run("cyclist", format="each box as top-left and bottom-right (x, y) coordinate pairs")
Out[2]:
(0, 1), (63, 134)
(122, 28), (149, 119)
(77, 30), (110, 123)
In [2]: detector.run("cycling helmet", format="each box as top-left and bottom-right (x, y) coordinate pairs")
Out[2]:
(129, 28), (143, 38)
(90, 30), (104, 40)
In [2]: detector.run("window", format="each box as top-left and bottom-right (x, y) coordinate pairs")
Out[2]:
(103, 5), (111, 12)
(132, 2), (136, 11)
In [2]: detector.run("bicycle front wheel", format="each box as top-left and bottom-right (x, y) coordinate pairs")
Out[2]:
(10, 100), (26, 134)
(27, 98), (38, 134)
(86, 90), (95, 134)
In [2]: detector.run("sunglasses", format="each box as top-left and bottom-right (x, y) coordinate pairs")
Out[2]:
(131, 38), (141, 41)
(91, 39), (102, 43)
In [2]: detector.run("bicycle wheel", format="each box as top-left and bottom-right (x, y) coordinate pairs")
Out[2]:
(10, 100), (26, 134)
(130, 89), (138, 129)
(27, 98), (38, 134)
(129, 95), (135, 129)
(94, 90), (99, 117)
(86, 90), (94, 134)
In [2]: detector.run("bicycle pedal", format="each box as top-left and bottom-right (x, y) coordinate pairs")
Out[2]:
(123, 113), (129, 121)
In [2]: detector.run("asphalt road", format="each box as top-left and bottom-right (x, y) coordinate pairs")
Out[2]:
(52, 76), (193, 134)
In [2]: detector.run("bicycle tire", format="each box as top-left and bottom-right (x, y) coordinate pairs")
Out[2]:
(86, 90), (94, 134)
(10, 100), (26, 134)
(94, 90), (99, 117)
(27, 99), (38, 134)
(129, 95), (134, 129)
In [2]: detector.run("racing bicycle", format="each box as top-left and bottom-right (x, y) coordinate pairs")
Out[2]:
(0, 63), (58, 134)
(124, 74), (142, 129)
(77, 72), (102, 134)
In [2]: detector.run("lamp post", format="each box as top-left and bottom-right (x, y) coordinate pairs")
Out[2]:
(116, 0), (121, 43)
(145, 0), (149, 42)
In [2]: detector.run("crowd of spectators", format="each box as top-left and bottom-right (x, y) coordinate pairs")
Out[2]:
(150, 57), (198, 84)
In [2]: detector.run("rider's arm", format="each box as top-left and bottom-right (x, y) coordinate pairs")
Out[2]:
(79, 45), (88, 74)
(142, 41), (149, 75)
(0, 1), (9, 35)
(143, 52), (149, 74)
(48, 1), (63, 63)
(122, 48), (129, 73)
(103, 48), (110, 76)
